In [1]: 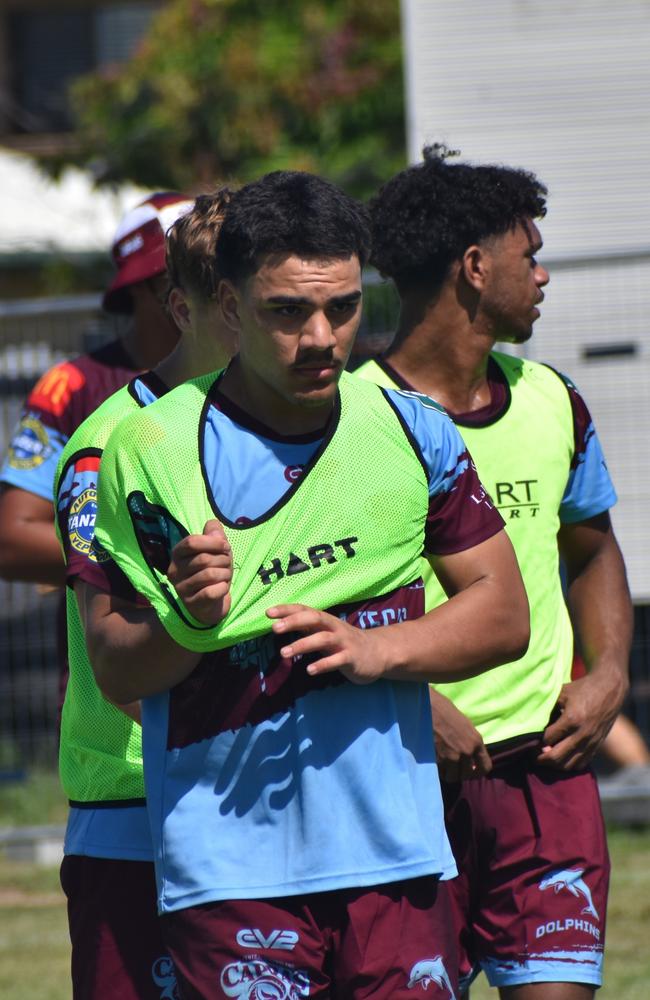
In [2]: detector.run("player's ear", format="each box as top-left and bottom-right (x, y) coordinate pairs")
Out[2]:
(218, 279), (243, 334)
(461, 244), (489, 292)
(167, 286), (192, 334)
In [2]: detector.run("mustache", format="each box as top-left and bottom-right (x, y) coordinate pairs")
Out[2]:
(291, 352), (340, 369)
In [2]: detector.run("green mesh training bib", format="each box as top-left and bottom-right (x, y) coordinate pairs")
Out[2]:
(95, 371), (430, 653)
(358, 353), (575, 744)
(54, 380), (217, 802)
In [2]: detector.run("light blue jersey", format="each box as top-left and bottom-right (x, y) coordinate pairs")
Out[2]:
(98, 380), (503, 913)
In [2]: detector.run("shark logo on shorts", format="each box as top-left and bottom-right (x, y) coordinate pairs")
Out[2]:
(220, 958), (310, 998)
(539, 868), (599, 920)
(407, 956), (456, 997)
(151, 955), (179, 999)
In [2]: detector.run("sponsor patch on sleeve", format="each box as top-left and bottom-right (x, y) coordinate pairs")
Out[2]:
(60, 455), (109, 563)
(7, 415), (52, 469)
(28, 362), (86, 418)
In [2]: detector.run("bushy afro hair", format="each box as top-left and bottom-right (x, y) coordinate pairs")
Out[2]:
(369, 145), (547, 293)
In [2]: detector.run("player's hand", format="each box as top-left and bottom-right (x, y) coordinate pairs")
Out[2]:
(429, 689), (492, 781)
(538, 666), (627, 770)
(267, 604), (389, 685)
(167, 519), (232, 626)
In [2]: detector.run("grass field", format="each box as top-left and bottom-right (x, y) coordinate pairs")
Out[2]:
(1, 776), (649, 998)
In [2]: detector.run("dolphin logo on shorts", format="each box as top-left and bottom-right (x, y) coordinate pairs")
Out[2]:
(539, 868), (599, 920)
(407, 956), (457, 997)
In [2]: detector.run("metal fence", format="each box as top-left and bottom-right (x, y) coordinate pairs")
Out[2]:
(1, 281), (649, 772)
(0, 296), (126, 772)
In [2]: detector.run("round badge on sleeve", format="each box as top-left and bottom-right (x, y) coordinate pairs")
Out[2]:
(68, 488), (109, 562)
(8, 416), (52, 469)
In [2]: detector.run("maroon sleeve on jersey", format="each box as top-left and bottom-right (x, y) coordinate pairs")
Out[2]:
(68, 553), (151, 608)
(424, 461), (505, 556)
(564, 381), (594, 471)
(543, 366), (595, 472)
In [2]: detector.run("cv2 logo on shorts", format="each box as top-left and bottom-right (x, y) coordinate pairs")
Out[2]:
(407, 956), (457, 998)
(236, 928), (299, 951)
(151, 956), (179, 1000)
(539, 868), (599, 920)
(221, 958), (310, 999)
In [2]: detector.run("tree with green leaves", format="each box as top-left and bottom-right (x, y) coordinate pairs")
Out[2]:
(48, 0), (405, 197)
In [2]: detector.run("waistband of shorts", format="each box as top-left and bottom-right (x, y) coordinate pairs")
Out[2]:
(486, 732), (544, 769)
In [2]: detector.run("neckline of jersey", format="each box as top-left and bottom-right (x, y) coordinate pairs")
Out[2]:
(375, 354), (512, 428)
(198, 370), (342, 530)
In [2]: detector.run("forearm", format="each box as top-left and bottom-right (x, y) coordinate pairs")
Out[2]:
(380, 574), (529, 683)
(567, 530), (632, 703)
(270, 531), (529, 686)
(0, 518), (65, 585)
(539, 520), (634, 769)
(79, 585), (201, 703)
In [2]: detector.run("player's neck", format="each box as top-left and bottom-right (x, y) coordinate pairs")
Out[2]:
(122, 311), (179, 372)
(154, 338), (230, 391)
(387, 300), (494, 416)
(220, 358), (335, 437)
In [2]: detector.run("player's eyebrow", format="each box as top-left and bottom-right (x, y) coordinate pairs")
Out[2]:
(264, 290), (362, 307)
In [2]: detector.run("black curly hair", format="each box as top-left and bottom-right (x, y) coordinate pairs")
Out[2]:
(216, 171), (371, 286)
(369, 145), (547, 294)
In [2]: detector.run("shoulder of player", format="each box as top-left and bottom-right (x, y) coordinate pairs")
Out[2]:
(55, 386), (137, 491)
(382, 384), (450, 423)
(24, 354), (108, 429)
(99, 377), (207, 467)
(79, 338), (139, 373)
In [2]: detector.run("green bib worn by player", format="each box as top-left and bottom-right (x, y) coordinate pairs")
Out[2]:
(94, 371), (431, 654)
(55, 383), (149, 801)
(358, 351), (575, 745)
(55, 372), (215, 800)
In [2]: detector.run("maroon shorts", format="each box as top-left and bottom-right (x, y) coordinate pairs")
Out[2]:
(159, 876), (458, 999)
(60, 855), (178, 1000)
(442, 761), (609, 991)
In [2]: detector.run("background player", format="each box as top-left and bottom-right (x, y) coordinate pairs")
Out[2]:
(0, 191), (192, 717)
(0, 191), (193, 586)
(360, 145), (632, 1000)
(54, 190), (236, 1000)
(83, 170), (529, 999)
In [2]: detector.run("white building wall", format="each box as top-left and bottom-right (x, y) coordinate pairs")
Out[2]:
(401, 0), (650, 598)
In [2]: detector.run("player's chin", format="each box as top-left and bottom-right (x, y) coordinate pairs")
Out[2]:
(509, 325), (534, 345)
(292, 380), (340, 407)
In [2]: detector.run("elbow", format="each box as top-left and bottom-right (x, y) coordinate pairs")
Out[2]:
(87, 639), (139, 706)
(499, 591), (530, 664)
(94, 663), (140, 707)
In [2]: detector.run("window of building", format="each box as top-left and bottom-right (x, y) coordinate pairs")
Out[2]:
(7, 3), (160, 134)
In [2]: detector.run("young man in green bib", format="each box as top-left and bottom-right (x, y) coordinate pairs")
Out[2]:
(54, 190), (236, 1000)
(359, 146), (632, 1000)
(82, 170), (529, 999)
